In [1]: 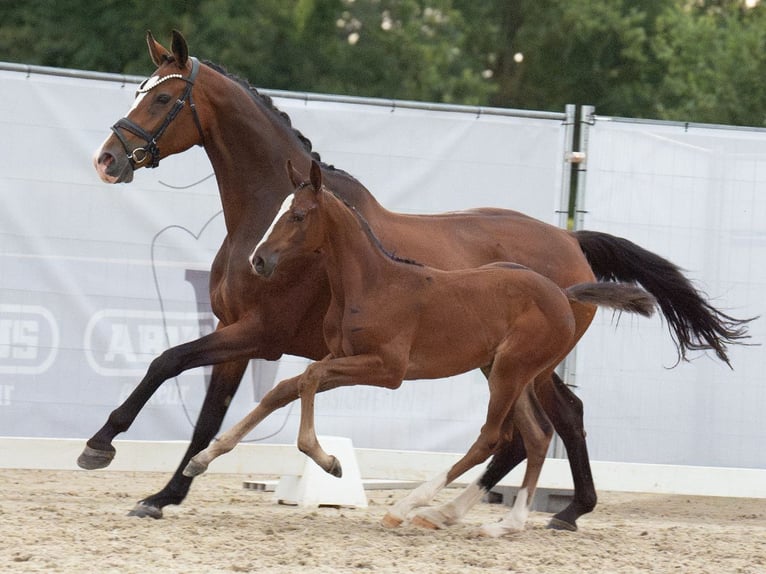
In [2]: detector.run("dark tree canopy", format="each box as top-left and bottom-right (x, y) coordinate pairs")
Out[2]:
(1, 0), (764, 126)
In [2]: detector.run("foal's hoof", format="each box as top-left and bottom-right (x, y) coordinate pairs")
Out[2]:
(127, 501), (163, 519)
(547, 517), (578, 532)
(327, 456), (343, 478)
(182, 458), (208, 477)
(380, 512), (404, 528)
(409, 514), (441, 530)
(77, 445), (116, 470)
(411, 508), (455, 530)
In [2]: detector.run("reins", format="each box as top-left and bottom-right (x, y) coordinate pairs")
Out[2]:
(111, 56), (206, 169)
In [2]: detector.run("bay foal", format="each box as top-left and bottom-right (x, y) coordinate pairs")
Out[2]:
(185, 160), (656, 534)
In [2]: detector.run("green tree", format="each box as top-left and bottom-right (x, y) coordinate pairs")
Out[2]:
(1, 0), (765, 126)
(651, 1), (766, 125)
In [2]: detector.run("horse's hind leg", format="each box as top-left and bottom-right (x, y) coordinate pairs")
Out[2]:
(537, 372), (597, 531)
(129, 358), (248, 518)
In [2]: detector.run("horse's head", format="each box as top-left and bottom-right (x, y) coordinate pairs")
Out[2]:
(251, 160), (326, 278)
(93, 30), (206, 183)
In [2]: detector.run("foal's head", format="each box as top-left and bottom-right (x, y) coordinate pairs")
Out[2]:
(250, 160), (327, 278)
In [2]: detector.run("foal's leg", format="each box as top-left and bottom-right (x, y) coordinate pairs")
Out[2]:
(183, 373), (303, 477)
(187, 354), (403, 477)
(444, 371), (597, 532)
(408, 384), (553, 531)
(295, 355), (402, 476)
(478, 386), (553, 537)
(382, 354), (533, 528)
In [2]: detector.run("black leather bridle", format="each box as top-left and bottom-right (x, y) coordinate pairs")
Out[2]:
(111, 56), (205, 169)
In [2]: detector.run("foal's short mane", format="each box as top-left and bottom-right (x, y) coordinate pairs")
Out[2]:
(202, 60), (356, 182)
(319, 185), (423, 268)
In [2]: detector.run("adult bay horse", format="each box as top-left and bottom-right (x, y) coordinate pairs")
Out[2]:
(85, 30), (751, 529)
(184, 160), (657, 536)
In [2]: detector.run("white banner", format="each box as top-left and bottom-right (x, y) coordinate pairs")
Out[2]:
(576, 117), (765, 468)
(0, 65), (568, 454)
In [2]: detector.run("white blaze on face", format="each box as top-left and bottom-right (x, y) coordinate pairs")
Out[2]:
(92, 74), (156, 183)
(249, 194), (294, 266)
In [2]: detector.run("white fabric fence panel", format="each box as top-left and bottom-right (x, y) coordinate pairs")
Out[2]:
(0, 64), (569, 455)
(575, 116), (765, 468)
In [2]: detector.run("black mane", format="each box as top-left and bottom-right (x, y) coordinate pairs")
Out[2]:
(202, 59), (353, 179)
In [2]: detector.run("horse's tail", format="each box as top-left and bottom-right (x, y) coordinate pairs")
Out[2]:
(566, 283), (657, 318)
(573, 229), (755, 367)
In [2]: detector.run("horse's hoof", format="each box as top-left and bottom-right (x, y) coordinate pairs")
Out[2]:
(327, 456), (343, 478)
(410, 514), (441, 530)
(380, 512), (404, 528)
(77, 445), (116, 470)
(127, 501), (163, 519)
(547, 517), (578, 532)
(182, 458), (208, 477)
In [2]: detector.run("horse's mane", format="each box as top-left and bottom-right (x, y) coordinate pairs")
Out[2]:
(202, 60), (355, 180)
(328, 189), (423, 268)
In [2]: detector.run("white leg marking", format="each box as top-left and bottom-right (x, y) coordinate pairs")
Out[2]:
(383, 470), (448, 526)
(479, 487), (531, 538)
(413, 478), (486, 529)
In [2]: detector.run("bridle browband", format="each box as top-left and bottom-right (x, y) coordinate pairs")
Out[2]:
(111, 56), (206, 169)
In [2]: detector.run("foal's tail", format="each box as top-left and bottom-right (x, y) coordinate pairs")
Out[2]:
(573, 230), (755, 367)
(566, 283), (657, 318)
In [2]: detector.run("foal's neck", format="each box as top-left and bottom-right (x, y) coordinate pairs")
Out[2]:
(321, 194), (403, 297)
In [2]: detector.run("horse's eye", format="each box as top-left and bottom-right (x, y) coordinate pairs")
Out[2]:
(156, 93), (172, 105)
(291, 213), (305, 223)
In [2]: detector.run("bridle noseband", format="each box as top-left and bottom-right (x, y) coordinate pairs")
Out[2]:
(111, 56), (206, 169)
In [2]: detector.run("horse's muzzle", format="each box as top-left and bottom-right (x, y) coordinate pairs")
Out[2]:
(94, 149), (134, 184)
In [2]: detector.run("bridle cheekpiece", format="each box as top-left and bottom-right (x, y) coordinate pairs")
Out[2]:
(111, 56), (206, 169)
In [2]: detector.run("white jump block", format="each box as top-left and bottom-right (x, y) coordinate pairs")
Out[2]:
(273, 436), (368, 508)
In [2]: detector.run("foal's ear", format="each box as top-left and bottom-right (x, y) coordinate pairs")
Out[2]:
(309, 160), (323, 196)
(170, 29), (189, 68)
(146, 30), (171, 67)
(286, 159), (304, 189)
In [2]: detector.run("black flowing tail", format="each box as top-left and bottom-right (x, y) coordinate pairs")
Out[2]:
(574, 230), (755, 368)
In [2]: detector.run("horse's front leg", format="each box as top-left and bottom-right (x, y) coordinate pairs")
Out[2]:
(129, 358), (249, 518)
(77, 320), (262, 470)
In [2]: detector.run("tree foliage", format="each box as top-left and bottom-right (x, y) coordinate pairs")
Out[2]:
(0, 0), (764, 126)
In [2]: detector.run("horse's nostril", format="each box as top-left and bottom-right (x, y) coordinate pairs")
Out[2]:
(99, 151), (115, 167)
(252, 256), (266, 275)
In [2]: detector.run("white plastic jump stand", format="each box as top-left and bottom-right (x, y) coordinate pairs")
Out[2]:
(273, 436), (368, 508)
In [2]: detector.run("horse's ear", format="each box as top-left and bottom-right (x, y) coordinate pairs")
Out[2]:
(146, 30), (171, 67)
(286, 159), (303, 189)
(309, 160), (323, 196)
(171, 29), (189, 68)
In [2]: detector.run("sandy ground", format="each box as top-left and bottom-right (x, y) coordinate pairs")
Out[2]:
(1, 469), (764, 574)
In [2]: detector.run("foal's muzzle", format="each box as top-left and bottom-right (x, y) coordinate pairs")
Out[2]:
(250, 251), (276, 278)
